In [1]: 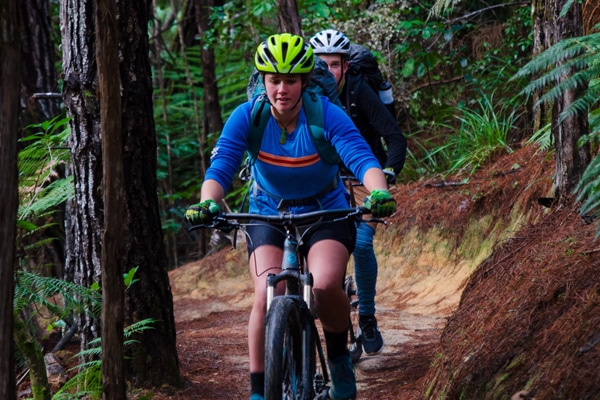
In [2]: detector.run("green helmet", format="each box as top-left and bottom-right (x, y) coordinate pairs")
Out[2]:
(254, 33), (314, 74)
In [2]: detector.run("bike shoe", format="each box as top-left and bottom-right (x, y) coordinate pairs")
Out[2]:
(327, 353), (356, 400)
(359, 315), (384, 355)
(249, 394), (264, 400)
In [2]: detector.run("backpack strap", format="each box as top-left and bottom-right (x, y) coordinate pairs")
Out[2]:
(247, 94), (271, 165)
(302, 92), (339, 165)
(247, 92), (339, 166)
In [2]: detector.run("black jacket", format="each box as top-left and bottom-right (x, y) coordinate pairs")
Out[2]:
(340, 74), (406, 175)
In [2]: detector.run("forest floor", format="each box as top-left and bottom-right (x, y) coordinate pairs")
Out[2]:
(28, 143), (600, 399)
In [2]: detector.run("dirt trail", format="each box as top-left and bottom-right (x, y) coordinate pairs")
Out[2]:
(160, 237), (465, 400)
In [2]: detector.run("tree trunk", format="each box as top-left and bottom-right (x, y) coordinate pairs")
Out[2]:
(531, 0), (551, 134)
(61, 0), (104, 353)
(195, 0), (224, 145)
(548, 0), (591, 201)
(0, 0), (21, 399)
(185, 0), (225, 257)
(117, 0), (181, 387)
(61, 0), (181, 388)
(277, 0), (302, 35)
(95, 0), (126, 398)
(13, 316), (50, 400)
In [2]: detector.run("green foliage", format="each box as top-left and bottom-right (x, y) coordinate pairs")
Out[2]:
(514, 32), (600, 125)
(123, 266), (140, 289)
(575, 153), (600, 237)
(14, 271), (101, 319)
(400, 126), (455, 180)
(52, 319), (157, 400)
(18, 115), (73, 221)
(515, 31), (600, 231)
(17, 114), (73, 277)
(525, 123), (553, 153)
(428, 92), (516, 176)
(150, 0), (537, 263)
(13, 271), (102, 400)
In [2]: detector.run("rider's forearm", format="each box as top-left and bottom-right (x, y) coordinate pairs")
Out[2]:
(201, 179), (225, 203)
(362, 168), (388, 192)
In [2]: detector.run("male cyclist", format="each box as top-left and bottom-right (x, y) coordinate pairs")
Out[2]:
(310, 29), (407, 356)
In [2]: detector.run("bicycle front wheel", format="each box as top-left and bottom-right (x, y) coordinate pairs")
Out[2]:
(265, 296), (316, 400)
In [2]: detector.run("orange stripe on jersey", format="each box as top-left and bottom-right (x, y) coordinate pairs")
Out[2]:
(257, 151), (321, 168)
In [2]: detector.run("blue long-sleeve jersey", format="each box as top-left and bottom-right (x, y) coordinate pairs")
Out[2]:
(205, 96), (381, 214)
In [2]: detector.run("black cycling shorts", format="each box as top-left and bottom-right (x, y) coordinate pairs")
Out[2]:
(246, 218), (356, 258)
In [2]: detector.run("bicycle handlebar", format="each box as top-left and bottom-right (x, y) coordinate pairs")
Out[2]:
(187, 206), (379, 232)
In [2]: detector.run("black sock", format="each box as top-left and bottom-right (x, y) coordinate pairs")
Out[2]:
(324, 329), (349, 360)
(250, 372), (265, 396)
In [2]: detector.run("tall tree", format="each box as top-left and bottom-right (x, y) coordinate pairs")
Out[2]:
(61, 0), (104, 352)
(277, 0), (302, 35)
(116, 0), (180, 386)
(194, 0), (224, 152)
(95, 0), (126, 398)
(0, 0), (21, 398)
(180, 0), (225, 256)
(61, 0), (181, 388)
(542, 0), (591, 200)
(530, 0), (591, 202)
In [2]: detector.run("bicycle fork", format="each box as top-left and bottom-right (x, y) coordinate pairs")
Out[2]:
(266, 234), (314, 312)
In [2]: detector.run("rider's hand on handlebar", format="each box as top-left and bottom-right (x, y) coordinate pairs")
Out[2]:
(383, 167), (396, 185)
(363, 189), (396, 218)
(185, 199), (220, 225)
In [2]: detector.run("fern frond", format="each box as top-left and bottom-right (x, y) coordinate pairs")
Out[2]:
(558, 90), (599, 123)
(124, 318), (156, 338)
(514, 33), (600, 80)
(575, 154), (600, 217)
(19, 175), (74, 219)
(525, 123), (553, 152)
(53, 363), (102, 400)
(588, 107), (600, 137)
(533, 69), (590, 107)
(14, 271), (102, 317)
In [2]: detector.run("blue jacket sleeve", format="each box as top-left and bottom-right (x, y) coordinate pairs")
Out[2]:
(204, 102), (252, 190)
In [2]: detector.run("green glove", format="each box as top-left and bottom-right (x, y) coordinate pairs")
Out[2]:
(363, 189), (396, 218)
(185, 199), (220, 225)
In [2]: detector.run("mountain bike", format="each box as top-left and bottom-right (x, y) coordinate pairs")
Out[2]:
(189, 206), (373, 400)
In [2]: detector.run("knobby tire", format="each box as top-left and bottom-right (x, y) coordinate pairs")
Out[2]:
(265, 296), (316, 400)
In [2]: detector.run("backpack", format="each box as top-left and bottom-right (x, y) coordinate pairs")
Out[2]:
(347, 43), (395, 116)
(245, 57), (341, 166)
